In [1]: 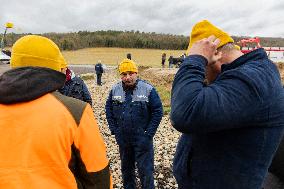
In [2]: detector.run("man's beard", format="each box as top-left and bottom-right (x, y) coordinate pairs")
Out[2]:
(123, 81), (136, 90)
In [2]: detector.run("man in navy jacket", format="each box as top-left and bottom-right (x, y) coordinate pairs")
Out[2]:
(59, 67), (92, 106)
(171, 20), (284, 189)
(95, 60), (104, 85)
(105, 59), (163, 189)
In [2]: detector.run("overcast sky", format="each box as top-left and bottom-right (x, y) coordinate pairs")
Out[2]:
(0, 0), (284, 38)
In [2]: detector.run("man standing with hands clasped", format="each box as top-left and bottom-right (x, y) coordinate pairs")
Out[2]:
(171, 20), (284, 189)
(105, 59), (163, 189)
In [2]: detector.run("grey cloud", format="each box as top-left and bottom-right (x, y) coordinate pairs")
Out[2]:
(0, 0), (283, 37)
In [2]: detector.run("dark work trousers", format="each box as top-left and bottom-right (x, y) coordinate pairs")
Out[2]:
(119, 142), (155, 189)
(96, 73), (102, 85)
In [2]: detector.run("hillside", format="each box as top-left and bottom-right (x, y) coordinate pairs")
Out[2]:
(3, 30), (284, 51)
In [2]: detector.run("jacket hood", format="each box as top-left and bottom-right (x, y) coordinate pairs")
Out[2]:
(0, 66), (66, 104)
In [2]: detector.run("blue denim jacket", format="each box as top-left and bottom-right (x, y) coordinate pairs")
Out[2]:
(171, 48), (284, 189)
(105, 79), (163, 144)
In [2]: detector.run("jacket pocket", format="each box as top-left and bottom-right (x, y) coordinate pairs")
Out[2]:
(132, 101), (149, 119)
(136, 129), (152, 150)
(132, 101), (142, 115)
(112, 102), (122, 119)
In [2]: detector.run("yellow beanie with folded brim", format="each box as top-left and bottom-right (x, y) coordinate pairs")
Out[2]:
(186, 20), (234, 55)
(11, 35), (67, 71)
(118, 59), (138, 74)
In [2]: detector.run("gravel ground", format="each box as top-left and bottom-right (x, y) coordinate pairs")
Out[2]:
(82, 67), (181, 189)
(75, 66), (284, 189)
(2, 63), (284, 188)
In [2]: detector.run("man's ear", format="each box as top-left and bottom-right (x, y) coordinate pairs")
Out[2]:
(212, 51), (222, 63)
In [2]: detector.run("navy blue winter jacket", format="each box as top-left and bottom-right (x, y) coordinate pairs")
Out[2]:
(269, 137), (284, 182)
(95, 63), (104, 74)
(105, 79), (163, 143)
(171, 48), (284, 189)
(59, 76), (92, 106)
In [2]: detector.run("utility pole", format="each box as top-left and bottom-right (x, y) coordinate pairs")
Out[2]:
(1, 22), (13, 50)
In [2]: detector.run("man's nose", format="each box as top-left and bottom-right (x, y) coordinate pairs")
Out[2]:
(126, 74), (131, 79)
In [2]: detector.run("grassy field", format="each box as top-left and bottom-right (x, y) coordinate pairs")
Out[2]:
(62, 47), (185, 67)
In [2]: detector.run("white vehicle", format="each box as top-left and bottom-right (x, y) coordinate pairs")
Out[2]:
(0, 50), (11, 64)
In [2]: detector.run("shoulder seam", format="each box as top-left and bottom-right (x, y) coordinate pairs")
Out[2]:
(52, 91), (87, 126)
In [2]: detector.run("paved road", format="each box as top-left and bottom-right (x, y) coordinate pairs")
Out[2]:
(0, 63), (10, 75)
(0, 64), (116, 76)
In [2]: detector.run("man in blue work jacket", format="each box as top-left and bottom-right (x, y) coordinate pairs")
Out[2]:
(105, 59), (163, 189)
(171, 20), (284, 189)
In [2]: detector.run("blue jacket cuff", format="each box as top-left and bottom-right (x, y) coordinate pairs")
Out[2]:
(182, 55), (208, 68)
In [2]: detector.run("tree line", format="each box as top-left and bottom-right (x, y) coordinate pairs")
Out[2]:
(3, 30), (284, 51)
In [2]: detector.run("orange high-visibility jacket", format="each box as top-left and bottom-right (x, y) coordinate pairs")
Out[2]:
(0, 67), (112, 189)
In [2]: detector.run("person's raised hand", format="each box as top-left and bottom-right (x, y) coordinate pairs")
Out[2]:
(188, 35), (222, 65)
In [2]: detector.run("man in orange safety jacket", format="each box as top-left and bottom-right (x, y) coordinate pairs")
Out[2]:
(0, 35), (112, 189)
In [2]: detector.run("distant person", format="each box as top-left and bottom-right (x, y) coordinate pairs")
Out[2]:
(95, 60), (104, 86)
(105, 59), (163, 189)
(127, 53), (132, 60)
(178, 53), (187, 68)
(171, 20), (284, 189)
(0, 35), (112, 189)
(161, 53), (166, 68)
(168, 55), (173, 68)
(59, 67), (93, 106)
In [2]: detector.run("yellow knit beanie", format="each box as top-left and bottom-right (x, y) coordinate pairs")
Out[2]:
(118, 59), (138, 74)
(186, 20), (234, 54)
(11, 35), (67, 71)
